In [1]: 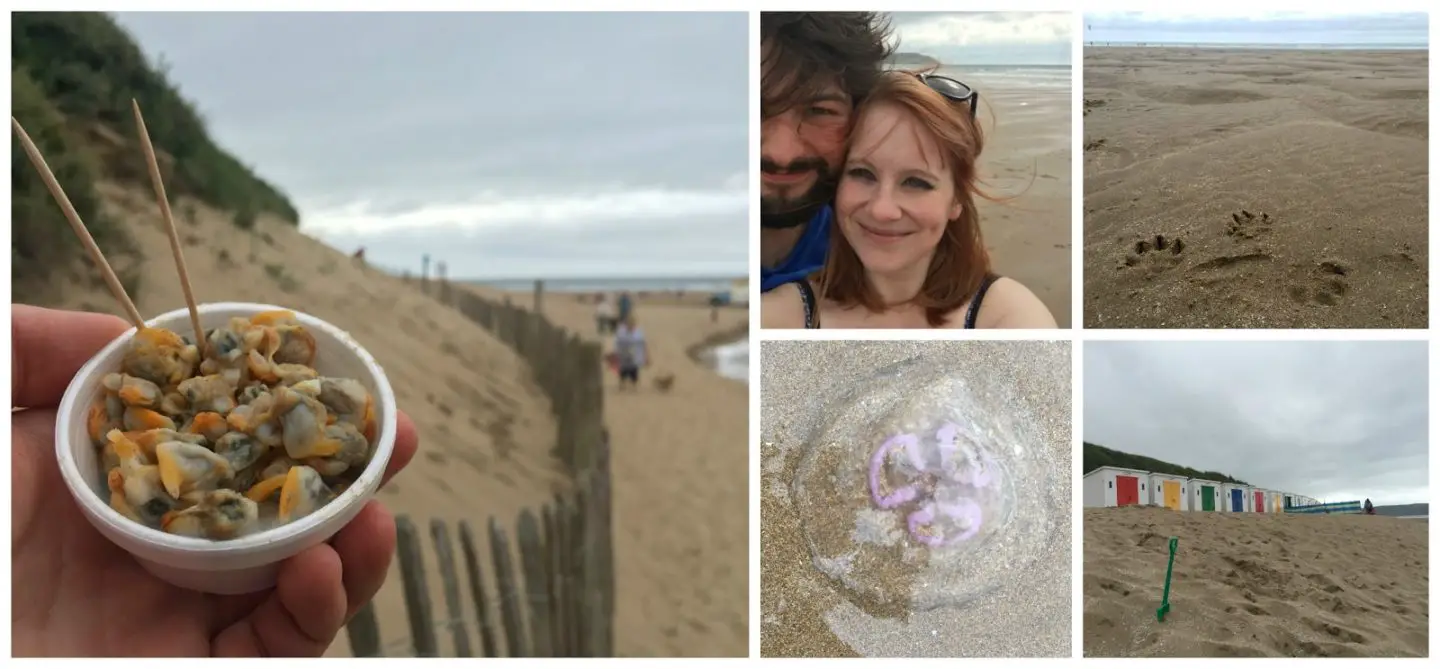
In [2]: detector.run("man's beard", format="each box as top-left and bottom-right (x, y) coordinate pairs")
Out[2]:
(760, 158), (837, 230)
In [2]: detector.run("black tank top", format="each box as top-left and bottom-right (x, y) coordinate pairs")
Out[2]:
(795, 275), (1000, 329)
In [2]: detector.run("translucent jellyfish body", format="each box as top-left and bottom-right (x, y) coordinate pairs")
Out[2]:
(791, 367), (1058, 615)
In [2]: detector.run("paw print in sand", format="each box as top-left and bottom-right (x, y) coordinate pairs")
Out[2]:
(1225, 210), (1272, 240)
(1122, 234), (1185, 273)
(1287, 260), (1350, 307)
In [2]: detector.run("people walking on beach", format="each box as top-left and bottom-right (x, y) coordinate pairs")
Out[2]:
(594, 292), (617, 334)
(760, 68), (1056, 329)
(759, 13), (892, 294)
(612, 313), (649, 390)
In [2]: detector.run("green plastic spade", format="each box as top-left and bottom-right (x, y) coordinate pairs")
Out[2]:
(1156, 536), (1178, 622)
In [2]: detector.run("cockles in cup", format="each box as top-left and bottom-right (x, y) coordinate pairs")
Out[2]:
(86, 310), (377, 541)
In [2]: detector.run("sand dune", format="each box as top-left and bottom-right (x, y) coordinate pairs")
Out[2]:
(1083, 48), (1428, 328)
(1084, 506), (1429, 657)
(22, 182), (573, 657)
(462, 288), (751, 657)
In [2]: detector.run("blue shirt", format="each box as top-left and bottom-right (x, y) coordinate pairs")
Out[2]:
(760, 205), (832, 293)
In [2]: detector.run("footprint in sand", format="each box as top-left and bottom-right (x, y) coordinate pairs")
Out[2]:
(1225, 210), (1273, 241)
(1083, 138), (1107, 151)
(1287, 261), (1351, 307)
(1120, 234), (1186, 275)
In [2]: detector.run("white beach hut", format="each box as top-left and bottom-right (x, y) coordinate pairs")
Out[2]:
(1252, 488), (1269, 513)
(1082, 466), (1151, 508)
(1147, 473), (1190, 511)
(1220, 483), (1251, 513)
(1189, 478), (1224, 512)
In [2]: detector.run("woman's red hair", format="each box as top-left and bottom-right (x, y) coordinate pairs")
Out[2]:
(815, 70), (994, 327)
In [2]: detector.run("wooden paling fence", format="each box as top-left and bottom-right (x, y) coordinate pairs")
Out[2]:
(355, 270), (612, 656)
(346, 435), (613, 657)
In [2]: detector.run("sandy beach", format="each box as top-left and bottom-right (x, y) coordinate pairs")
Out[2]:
(1084, 506), (1429, 657)
(760, 340), (1071, 657)
(963, 67), (1073, 327)
(1082, 48), (1428, 328)
(466, 287), (751, 657)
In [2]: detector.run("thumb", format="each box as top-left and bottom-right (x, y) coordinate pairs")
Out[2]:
(211, 544), (348, 657)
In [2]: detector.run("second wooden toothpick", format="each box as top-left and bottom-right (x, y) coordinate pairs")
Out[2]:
(132, 99), (206, 357)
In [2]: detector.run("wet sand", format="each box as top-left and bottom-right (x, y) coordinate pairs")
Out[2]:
(1082, 48), (1428, 328)
(1084, 507), (1429, 657)
(967, 70), (1074, 327)
(760, 341), (1071, 657)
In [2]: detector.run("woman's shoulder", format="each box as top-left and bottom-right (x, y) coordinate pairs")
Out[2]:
(946, 277), (1057, 329)
(761, 281), (808, 329)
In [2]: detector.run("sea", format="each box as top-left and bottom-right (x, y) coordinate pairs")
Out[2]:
(932, 64), (1071, 92)
(469, 276), (741, 295)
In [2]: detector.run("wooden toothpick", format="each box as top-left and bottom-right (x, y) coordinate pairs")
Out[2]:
(11, 117), (147, 330)
(131, 99), (205, 357)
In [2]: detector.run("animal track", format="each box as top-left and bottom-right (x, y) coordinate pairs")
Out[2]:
(1287, 261), (1351, 307)
(1226, 210), (1273, 240)
(1121, 235), (1186, 274)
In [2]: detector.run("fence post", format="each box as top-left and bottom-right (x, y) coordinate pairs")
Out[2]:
(533, 279), (544, 314)
(430, 519), (473, 656)
(395, 515), (439, 657)
(516, 509), (555, 656)
(489, 516), (528, 656)
(458, 521), (500, 658)
(345, 601), (383, 657)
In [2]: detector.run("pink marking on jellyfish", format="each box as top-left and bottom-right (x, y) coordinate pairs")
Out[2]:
(907, 498), (984, 546)
(869, 433), (921, 509)
(936, 498), (984, 544)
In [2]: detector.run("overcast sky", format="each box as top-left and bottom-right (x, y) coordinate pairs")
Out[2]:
(113, 12), (747, 279)
(890, 12), (1072, 65)
(1083, 11), (1428, 45)
(1085, 341), (1428, 506)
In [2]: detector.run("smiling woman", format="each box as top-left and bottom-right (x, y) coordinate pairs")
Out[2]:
(760, 69), (1058, 330)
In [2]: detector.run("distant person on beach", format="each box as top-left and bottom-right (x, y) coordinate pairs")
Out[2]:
(1364, 498), (1375, 515)
(617, 291), (635, 322)
(612, 313), (649, 390)
(594, 292), (617, 334)
(759, 12), (893, 293)
(761, 70), (1056, 329)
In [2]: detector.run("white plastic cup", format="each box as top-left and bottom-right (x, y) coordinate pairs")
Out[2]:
(54, 302), (398, 595)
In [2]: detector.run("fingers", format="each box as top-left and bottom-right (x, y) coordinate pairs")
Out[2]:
(381, 410), (418, 488)
(330, 500), (397, 622)
(11, 304), (131, 409)
(212, 544), (348, 657)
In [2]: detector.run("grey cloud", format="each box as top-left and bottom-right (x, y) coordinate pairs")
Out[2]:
(112, 11), (747, 205)
(1084, 341), (1427, 505)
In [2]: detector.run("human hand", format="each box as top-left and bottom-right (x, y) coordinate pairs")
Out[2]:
(10, 304), (418, 657)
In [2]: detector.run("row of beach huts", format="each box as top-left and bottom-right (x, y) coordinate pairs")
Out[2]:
(1081, 466), (1350, 514)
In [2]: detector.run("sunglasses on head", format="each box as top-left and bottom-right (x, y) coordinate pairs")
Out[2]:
(915, 73), (978, 121)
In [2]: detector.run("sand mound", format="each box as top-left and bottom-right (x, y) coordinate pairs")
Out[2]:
(1084, 507), (1428, 657)
(1083, 48), (1428, 328)
(21, 181), (569, 656)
